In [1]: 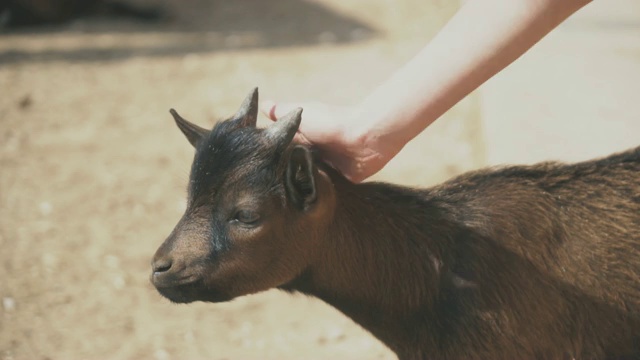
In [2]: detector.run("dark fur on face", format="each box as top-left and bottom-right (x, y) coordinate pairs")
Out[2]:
(151, 89), (640, 359)
(152, 89), (321, 304)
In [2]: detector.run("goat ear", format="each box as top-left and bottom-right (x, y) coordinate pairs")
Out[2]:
(286, 145), (317, 210)
(231, 87), (259, 128)
(170, 109), (210, 148)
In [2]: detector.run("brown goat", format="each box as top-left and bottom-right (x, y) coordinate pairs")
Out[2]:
(151, 89), (640, 359)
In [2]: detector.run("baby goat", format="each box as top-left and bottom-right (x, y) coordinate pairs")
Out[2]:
(151, 89), (640, 359)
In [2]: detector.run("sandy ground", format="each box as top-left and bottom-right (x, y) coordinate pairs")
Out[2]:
(0, 1), (483, 359)
(3, 0), (638, 358)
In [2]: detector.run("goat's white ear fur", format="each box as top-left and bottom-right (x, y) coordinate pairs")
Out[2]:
(171, 109), (210, 148)
(286, 145), (317, 210)
(232, 87), (259, 128)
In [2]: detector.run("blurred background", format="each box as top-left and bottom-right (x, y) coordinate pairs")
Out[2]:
(0, 0), (638, 359)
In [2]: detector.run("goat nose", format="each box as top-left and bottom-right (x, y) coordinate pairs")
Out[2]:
(152, 258), (172, 273)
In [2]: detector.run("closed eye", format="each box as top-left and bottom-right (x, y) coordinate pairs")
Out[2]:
(233, 209), (261, 225)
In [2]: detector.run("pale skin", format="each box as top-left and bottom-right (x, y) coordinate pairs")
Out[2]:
(260, 0), (593, 183)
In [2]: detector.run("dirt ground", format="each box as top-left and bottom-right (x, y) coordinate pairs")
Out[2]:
(0, 1), (486, 359)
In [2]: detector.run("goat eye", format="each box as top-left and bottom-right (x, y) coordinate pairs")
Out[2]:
(234, 209), (260, 224)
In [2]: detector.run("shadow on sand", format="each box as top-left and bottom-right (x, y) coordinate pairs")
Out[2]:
(0, 0), (378, 65)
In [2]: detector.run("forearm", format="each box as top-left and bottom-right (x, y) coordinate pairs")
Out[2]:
(354, 0), (591, 155)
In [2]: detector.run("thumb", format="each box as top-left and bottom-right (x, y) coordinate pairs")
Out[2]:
(260, 100), (306, 121)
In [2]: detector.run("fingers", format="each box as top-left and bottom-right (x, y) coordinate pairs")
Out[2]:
(260, 101), (277, 121)
(292, 133), (312, 146)
(319, 149), (367, 184)
(259, 99), (372, 182)
(260, 101), (305, 122)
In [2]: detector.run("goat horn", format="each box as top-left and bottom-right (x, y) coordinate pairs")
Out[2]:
(170, 108), (210, 147)
(266, 107), (303, 146)
(232, 87), (259, 127)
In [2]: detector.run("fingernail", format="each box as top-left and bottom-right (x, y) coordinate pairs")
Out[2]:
(260, 100), (276, 119)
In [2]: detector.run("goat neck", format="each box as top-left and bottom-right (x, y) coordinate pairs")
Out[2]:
(285, 167), (456, 354)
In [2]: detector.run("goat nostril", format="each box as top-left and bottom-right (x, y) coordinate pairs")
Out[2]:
(153, 259), (172, 273)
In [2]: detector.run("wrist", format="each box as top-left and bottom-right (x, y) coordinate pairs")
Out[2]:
(343, 106), (407, 166)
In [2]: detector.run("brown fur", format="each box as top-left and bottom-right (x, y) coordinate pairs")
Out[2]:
(151, 89), (640, 359)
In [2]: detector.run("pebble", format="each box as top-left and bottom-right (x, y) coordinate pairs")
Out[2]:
(38, 201), (52, 216)
(3, 297), (16, 312)
(183, 331), (195, 343)
(42, 253), (58, 270)
(154, 348), (170, 360)
(104, 255), (120, 269)
(326, 326), (346, 341)
(112, 275), (125, 290)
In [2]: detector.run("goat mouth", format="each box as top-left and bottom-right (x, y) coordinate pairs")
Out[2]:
(152, 278), (232, 304)
(151, 271), (199, 288)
